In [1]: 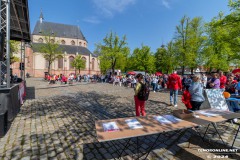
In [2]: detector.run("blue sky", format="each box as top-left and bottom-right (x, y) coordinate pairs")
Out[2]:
(29, 0), (230, 53)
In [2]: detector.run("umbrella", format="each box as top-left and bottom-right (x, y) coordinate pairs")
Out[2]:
(127, 71), (136, 75)
(232, 69), (240, 75)
(155, 72), (162, 76)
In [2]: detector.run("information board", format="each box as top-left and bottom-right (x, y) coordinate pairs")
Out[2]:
(204, 89), (229, 110)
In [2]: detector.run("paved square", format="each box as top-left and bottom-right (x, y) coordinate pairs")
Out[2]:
(0, 78), (240, 160)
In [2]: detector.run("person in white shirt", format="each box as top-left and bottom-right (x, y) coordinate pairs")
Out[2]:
(152, 76), (158, 92)
(201, 73), (207, 88)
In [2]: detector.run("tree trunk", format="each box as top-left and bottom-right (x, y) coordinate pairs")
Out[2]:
(48, 61), (51, 75)
(112, 59), (117, 76)
(79, 69), (81, 74)
(181, 66), (185, 75)
(191, 68), (194, 75)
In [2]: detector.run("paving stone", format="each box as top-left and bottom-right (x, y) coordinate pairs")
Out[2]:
(21, 156), (31, 160)
(1, 78), (240, 160)
(103, 153), (112, 159)
(48, 150), (57, 158)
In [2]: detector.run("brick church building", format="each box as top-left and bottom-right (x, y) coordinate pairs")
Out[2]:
(12, 12), (100, 78)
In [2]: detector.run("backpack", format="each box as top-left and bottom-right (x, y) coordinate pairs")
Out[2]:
(138, 82), (150, 101)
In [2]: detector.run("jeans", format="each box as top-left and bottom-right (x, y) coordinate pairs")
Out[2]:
(170, 89), (178, 105)
(226, 100), (240, 112)
(152, 83), (157, 91)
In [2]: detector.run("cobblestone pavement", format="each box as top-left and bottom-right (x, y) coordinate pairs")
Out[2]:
(0, 78), (240, 160)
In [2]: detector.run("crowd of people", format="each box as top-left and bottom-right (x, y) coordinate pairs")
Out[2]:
(43, 71), (240, 117)
(133, 71), (240, 117)
(44, 73), (102, 84)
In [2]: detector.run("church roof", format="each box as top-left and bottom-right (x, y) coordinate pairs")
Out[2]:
(32, 21), (87, 41)
(32, 43), (98, 57)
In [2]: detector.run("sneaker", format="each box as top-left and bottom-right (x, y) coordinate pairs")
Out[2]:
(233, 118), (238, 123)
(174, 105), (178, 108)
(154, 91), (156, 93)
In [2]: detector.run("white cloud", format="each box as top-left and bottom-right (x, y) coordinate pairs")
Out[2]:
(92, 0), (136, 17)
(83, 16), (101, 24)
(161, 0), (171, 9)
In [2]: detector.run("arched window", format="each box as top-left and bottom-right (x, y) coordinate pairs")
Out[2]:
(69, 56), (74, 69)
(61, 40), (66, 45)
(83, 42), (86, 47)
(38, 38), (43, 43)
(71, 40), (75, 45)
(92, 58), (95, 70)
(50, 39), (55, 43)
(79, 42), (82, 46)
(82, 57), (87, 68)
(58, 58), (63, 69)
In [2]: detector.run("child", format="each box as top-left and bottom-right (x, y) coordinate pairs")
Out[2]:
(182, 87), (192, 110)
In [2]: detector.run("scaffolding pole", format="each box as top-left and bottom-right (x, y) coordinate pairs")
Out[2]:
(6, 0), (10, 88)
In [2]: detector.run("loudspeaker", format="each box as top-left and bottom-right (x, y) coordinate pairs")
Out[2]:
(0, 32), (4, 61)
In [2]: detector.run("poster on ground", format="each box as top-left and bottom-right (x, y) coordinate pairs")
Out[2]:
(125, 119), (143, 129)
(102, 122), (119, 132)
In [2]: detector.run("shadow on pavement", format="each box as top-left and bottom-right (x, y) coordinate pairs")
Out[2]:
(7, 90), (188, 159)
(25, 87), (35, 99)
(175, 135), (240, 160)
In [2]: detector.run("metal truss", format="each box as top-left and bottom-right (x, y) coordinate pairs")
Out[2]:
(0, 0), (10, 88)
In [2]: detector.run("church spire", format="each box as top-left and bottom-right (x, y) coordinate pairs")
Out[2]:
(39, 9), (44, 23)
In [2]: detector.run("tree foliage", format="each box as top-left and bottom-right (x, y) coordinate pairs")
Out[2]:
(10, 40), (20, 64)
(96, 31), (129, 75)
(71, 55), (86, 74)
(93, 0), (239, 74)
(130, 45), (156, 74)
(174, 16), (206, 74)
(33, 33), (63, 74)
(155, 42), (178, 74)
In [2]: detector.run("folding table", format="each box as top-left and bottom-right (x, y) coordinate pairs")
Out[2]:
(187, 109), (240, 148)
(95, 110), (240, 159)
(95, 115), (199, 159)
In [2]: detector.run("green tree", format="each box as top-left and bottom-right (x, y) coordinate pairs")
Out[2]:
(174, 16), (206, 74)
(174, 15), (191, 75)
(187, 17), (206, 73)
(131, 45), (156, 74)
(203, 12), (233, 72)
(71, 55), (86, 74)
(10, 40), (20, 64)
(96, 31), (129, 75)
(155, 42), (178, 74)
(211, 0), (240, 64)
(33, 33), (63, 74)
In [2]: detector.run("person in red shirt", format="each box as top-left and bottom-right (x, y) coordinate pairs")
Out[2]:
(219, 71), (227, 91)
(225, 74), (237, 94)
(61, 75), (67, 84)
(182, 87), (192, 110)
(167, 71), (182, 107)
